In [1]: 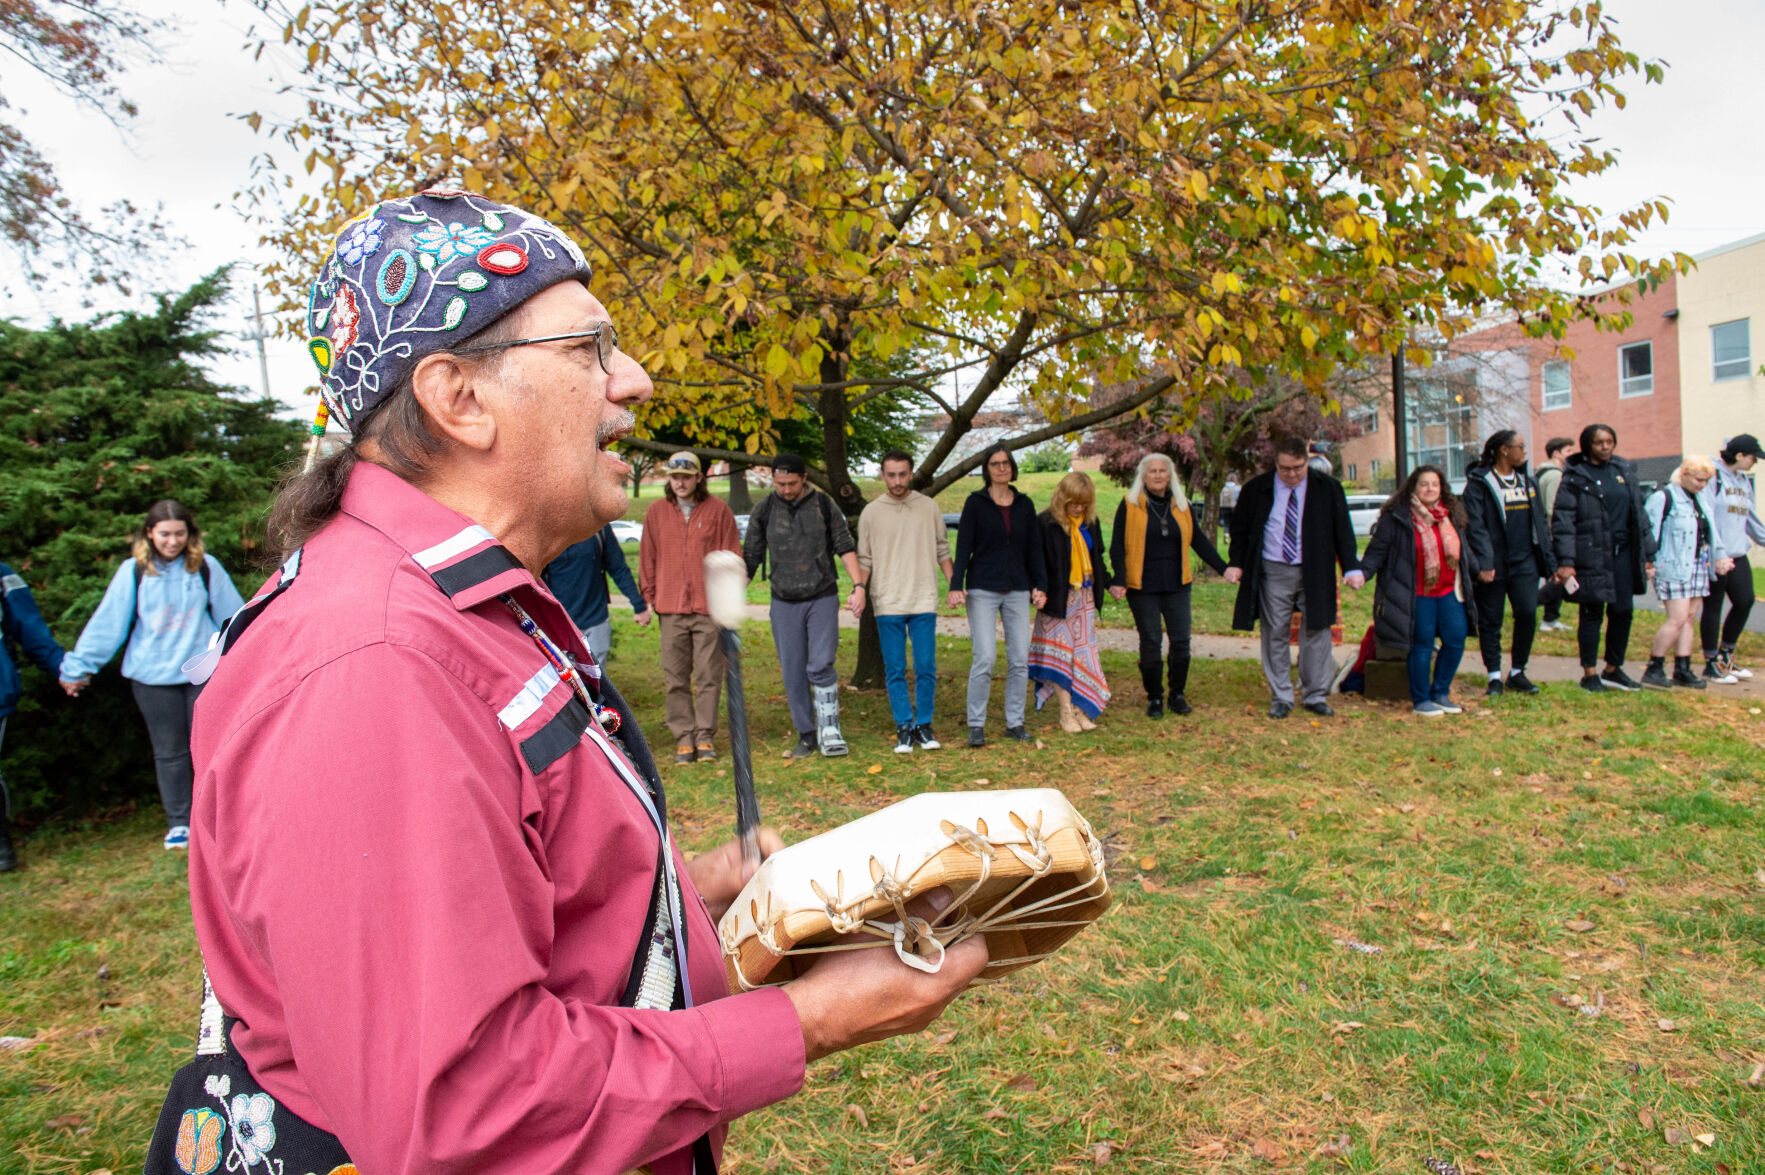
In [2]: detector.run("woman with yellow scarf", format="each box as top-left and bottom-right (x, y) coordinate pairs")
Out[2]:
(1028, 473), (1115, 732)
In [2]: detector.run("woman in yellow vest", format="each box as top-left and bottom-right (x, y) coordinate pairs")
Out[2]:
(1107, 453), (1227, 716)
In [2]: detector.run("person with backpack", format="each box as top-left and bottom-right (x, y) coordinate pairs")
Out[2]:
(1462, 430), (1556, 696)
(1640, 457), (1732, 689)
(1698, 433), (1765, 682)
(0, 565), (69, 871)
(59, 500), (245, 849)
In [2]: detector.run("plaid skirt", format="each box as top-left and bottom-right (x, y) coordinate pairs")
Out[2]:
(1657, 548), (1712, 601)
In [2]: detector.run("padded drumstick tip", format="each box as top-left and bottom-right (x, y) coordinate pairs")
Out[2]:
(704, 550), (749, 631)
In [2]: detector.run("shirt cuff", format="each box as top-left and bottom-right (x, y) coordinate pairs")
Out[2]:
(694, 985), (806, 1121)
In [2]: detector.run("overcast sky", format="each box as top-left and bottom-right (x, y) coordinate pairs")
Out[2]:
(4, 0), (1762, 418)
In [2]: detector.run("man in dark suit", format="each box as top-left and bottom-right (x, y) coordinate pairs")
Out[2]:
(1226, 436), (1364, 717)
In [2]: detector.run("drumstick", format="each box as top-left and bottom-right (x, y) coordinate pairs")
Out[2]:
(704, 551), (761, 865)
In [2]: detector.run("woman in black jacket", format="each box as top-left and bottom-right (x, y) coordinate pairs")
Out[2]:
(1461, 430), (1555, 697)
(1548, 423), (1656, 693)
(1028, 473), (1113, 733)
(1354, 466), (1480, 716)
(949, 445), (1048, 746)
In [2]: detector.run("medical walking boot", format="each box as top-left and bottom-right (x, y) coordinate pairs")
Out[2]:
(813, 684), (850, 757)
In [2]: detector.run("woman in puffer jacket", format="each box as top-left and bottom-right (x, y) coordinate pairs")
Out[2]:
(1639, 457), (1732, 690)
(1353, 465), (1481, 717)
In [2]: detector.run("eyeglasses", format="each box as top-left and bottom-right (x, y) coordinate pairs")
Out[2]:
(452, 322), (620, 374)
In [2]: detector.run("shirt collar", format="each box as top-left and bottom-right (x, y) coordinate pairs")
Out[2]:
(340, 461), (541, 611)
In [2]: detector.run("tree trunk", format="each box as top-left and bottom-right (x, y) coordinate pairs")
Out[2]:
(727, 463), (753, 512)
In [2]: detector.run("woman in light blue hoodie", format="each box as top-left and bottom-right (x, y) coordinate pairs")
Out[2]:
(60, 500), (245, 849)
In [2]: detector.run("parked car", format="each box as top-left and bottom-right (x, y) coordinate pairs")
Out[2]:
(609, 519), (643, 545)
(1345, 494), (1386, 537)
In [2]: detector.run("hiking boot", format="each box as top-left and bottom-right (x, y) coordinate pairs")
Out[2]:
(913, 725), (941, 750)
(1486, 677), (1505, 698)
(695, 742), (717, 762)
(784, 731), (818, 759)
(1506, 670), (1540, 695)
(895, 724), (916, 754)
(1671, 660), (1707, 690)
(676, 744), (696, 764)
(1169, 693), (1193, 716)
(1600, 667), (1641, 692)
(1146, 695), (1165, 719)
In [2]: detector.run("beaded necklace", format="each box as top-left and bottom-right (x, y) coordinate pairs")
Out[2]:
(500, 592), (621, 735)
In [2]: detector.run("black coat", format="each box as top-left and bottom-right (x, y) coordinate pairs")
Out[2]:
(1549, 454), (1655, 604)
(1036, 512), (1112, 619)
(1227, 469), (1361, 632)
(1358, 507), (1480, 655)
(952, 488), (1048, 595)
(1461, 462), (1556, 580)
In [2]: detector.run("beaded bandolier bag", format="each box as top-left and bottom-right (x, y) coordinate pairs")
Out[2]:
(144, 543), (713, 1175)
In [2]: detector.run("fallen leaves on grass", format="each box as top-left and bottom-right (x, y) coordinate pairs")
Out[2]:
(1004, 1073), (1037, 1092)
(1330, 1021), (1365, 1035)
(1657, 1019), (1678, 1032)
(844, 1103), (868, 1128)
(0, 1036), (36, 1051)
(1249, 1137), (1284, 1162)
(1089, 1141), (1113, 1165)
(1316, 1134), (1352, 1160)
(866, 764), (883, 775)
(1564, 919), (1596, 933)
(1747, 1062), (1765, 1088)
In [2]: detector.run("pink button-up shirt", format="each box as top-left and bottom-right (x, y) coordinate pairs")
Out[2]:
(188, 463), (805, 1175)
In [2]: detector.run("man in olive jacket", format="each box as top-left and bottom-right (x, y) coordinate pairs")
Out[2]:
(1226, 437), (1363, 718)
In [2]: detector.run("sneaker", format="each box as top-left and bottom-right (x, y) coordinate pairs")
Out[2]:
(163, 825), (190, 850)
(968, 726), (987, 748)
(1169, 693), (1194, 716)
(1704, 659), (1739, 684)
(784, 732), (818, 759)
(1579, 674), (1608, 693)
(1146, 696), (1165, 719)
(1541, 619), (1568, 633)
(1600, 668), (1641, 692)
(1004, 725), (1032, 742)
(913, 725), (941, 750)
(1640, 665), (1672, 690)
(696, 743), (717, 762)
(1506, 670), (1540, 695)
(1719, 652), (1753, 679)
(1413, 701), (1445, 717)
(676, 744), (696, 764)
(895, 724), (916, 754)
(1486, 677), (1505, 698)
(1671, 666), (1708, 690)
(1432, 696), (1463, 714)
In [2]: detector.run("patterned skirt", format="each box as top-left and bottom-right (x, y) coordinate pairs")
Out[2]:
(1657, 547), (1713, 601)
(1028, 579), (1111, 719)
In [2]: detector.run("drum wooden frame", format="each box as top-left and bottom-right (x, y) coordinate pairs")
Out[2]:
(717, 788), (1111, 990)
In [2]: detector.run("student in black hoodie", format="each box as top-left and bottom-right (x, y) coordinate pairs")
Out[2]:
(1550, 423), (1656, 693)
(949, 445), (1049, 746)
(1462, 430), (1556, 697)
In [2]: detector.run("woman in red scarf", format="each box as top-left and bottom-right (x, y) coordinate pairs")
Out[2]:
(1354, 466), (1481, 716)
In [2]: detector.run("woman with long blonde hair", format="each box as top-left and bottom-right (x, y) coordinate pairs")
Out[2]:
(1028, 472), (1115, 732)
(1108, 452), (1227, 716)
(59, 500), (245, 849)
(1640, 456), (1732, 689)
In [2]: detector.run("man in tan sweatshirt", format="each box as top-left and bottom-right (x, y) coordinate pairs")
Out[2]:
(857, 450), (954, 753)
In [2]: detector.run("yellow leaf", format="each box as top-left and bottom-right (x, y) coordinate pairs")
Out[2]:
(866, 764), (883, 775)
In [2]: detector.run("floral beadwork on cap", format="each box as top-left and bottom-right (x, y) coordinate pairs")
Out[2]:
(303, 192), (594, 429)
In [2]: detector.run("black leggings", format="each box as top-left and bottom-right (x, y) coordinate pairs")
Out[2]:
(1127, 587), (1193, 697)
(1473, 567), (1539, 672)
(1577, 554), (1634, 670)
(1699, 554), (1754, 654)
(131, 681), (202, 827)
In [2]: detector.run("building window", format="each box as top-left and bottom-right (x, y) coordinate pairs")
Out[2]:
(1347, 463), (1358, 482)
(1347, 403), (1379, 433)
(1713, 319), (1752, 381)
(1541, 360), (1572, 411)
(1370, 458), (1381, 476)
(1618, 341), (1653, 398)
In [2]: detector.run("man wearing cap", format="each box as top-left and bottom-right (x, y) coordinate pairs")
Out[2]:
(143, 193), (985, 1175)
(1699, 433), (1765, 681)
(641, 451), (743, 763)
(742, 453), (864, 758)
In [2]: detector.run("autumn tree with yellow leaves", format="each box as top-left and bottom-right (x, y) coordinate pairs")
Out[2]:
(250, 0), (1680, 516)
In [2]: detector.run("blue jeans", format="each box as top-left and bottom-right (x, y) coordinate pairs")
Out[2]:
(877, 612), (937, 726)
(1408, 593), (1468, 705)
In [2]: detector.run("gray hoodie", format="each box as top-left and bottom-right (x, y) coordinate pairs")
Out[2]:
(1699, 458), (1765, 560)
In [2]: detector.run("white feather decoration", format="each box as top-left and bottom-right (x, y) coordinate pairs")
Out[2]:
(703, 550), (750, 631)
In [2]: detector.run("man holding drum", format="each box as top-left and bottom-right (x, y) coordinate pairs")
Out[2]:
(144, 193), (985, 1175)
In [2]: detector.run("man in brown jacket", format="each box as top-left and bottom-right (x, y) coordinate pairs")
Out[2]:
(639, 452), (743, 763)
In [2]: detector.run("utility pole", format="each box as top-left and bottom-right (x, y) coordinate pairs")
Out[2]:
(245, 285), (273, 400)
(1390, 347), (1408, 483)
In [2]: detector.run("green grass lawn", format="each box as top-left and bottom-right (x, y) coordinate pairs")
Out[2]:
(4, 623), (1763, 1174)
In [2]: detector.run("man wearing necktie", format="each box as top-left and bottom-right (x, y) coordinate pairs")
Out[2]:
(1225, 436), (1364, 717)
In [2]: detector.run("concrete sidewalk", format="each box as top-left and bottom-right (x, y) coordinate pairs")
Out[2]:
(740, 602), (1765, 698)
